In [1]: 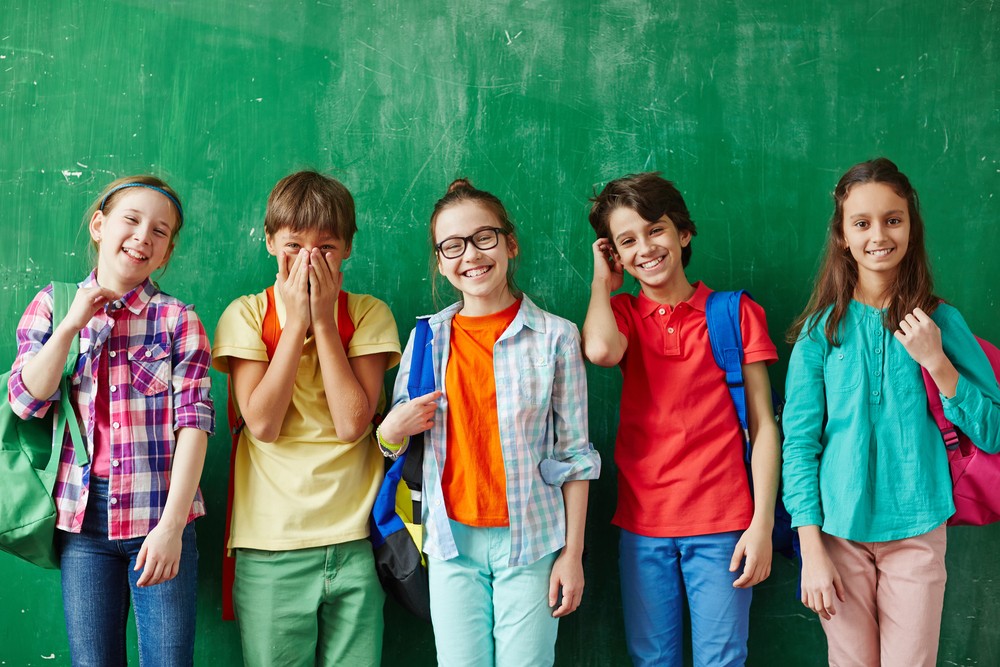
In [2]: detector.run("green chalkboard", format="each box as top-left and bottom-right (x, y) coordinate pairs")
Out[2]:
(1, 1), (998, 664)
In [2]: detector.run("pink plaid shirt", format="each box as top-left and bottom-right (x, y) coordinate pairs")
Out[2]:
(8, 274), (215, 539)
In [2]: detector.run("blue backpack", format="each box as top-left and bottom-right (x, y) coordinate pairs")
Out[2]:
(705, 290), (797, 559)
(370, 317), (434, 622)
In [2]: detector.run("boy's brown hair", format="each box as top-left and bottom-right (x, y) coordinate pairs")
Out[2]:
(589, 171), (698, 268)
(264, 171), (357, 245)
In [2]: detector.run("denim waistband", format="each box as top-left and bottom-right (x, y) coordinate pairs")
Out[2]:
(88, 475), (110, 499)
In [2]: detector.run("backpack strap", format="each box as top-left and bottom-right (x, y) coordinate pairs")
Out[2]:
(705, 290), (750, 451)
(222, 286), (356, 621)
(50, 282), (88, 467)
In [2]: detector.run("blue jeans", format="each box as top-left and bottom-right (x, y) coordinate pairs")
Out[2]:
(619, 529), (751, 667)
(58, 476), (199, 667)
(428, 520), (559, 667)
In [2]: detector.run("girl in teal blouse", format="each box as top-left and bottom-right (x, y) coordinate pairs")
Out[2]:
(782, 158), (1000, 667)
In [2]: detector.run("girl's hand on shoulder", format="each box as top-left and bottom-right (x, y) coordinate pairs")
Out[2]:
(549, 551), (584, 618)
(591, 238), (623, 293)
(278, 248), (311, 329)
(308, 249), (343, 333)
(134, 522), (184, 587)
(63, 286), (118, 332)
(379, 391), (442, 444)
(894, 308), (947, 369)
(731, 522), (773, 588)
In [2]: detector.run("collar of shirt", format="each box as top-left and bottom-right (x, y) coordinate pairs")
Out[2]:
(636, 280), (710, 319)
(429, 295), (548, 337)
(80, 271), (156, 316)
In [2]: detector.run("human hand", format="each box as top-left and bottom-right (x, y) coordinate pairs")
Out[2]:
(591, 238), (623, 293)
(277, 248), (311, 329)
(379, 391), (442, 444)
(308, 249), (343, 333)
(731, 522), (773, 588)
(894, 307), (947, 370)
(62, 286), (119, 332)
(549, 551), (585, 618)
(799, 541), (845, 620)
(135, 522), (184, 587)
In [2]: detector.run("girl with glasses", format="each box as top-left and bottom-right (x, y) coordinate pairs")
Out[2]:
(375, 178), (601, 666)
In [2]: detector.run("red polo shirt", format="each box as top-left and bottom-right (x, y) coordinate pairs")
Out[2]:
(610, 282), (777, 537)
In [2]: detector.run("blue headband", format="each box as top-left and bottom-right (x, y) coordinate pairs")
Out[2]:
(99, 183), (184, 223)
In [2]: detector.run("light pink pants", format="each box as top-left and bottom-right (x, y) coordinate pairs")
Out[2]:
(820, 525), (947, 667)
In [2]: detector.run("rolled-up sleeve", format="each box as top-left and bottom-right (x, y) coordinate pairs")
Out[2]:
(539, 328), (601, 486)
(8, 287), (58, 420)
(171, 306), (215, 434)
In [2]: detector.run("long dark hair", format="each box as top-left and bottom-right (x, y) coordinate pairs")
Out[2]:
(788, 157), (940, 345)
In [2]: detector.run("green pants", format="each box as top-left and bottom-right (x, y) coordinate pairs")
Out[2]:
(234, 539), (385, 667)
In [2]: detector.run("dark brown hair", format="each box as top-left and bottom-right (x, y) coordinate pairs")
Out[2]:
(429, 178), (521, 301)
(264, 171), (356, 245)
(589, 171), (698, 267)
(788, 157), (940, 345)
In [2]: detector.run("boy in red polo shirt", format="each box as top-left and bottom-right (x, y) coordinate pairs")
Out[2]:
(582, 172), (780, 667)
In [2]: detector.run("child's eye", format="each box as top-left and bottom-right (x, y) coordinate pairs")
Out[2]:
(853, 220), (869, 229)
(618, 238), (634, 247)
(887, 217), (903, 226)
(321, 245), (337, 251)
(286, 243), (300, 249)
(649, 226), (664, 235)
(125, 216), (138, 224)
(154, 228), (169, 238)
(441, 240), (464, 255)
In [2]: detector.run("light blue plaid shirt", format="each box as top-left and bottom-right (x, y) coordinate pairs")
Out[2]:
(387, 296), (601, 566)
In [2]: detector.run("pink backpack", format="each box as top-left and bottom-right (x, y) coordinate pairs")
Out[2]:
(922, 336), (1000, 526)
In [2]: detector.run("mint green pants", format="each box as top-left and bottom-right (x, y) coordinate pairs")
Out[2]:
(234, 539), (385, 667)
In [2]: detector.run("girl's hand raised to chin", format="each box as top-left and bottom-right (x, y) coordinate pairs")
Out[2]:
(591, 238), (624, 293)
(62, 286), (119, 332)
(278, 248), (311, 331)
(308, 249), (344, 333)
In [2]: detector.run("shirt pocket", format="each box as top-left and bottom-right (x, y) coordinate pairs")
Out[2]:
(128, 343), (171, 396)
(824, 348), (862, 392)
(889, 344), (925, 395)
(517, 355), (554, 407)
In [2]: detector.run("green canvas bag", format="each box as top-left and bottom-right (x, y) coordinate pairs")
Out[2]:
(0, 281), (89, 569)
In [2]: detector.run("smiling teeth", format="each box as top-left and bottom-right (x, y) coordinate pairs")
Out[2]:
(124, 248), (148, 261)
(639, 257), (663, 269)
(464, 266), (490, 277)
(867, 248), (893, 257)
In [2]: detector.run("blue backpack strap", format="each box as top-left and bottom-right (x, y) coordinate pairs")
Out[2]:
(705, 290), (750, 455)
(407, 317), (435, 400)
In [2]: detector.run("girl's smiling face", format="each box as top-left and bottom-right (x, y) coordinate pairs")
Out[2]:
(434, 201), (518, 315)
(841, 181), (911, 287)
(89, 188), (178, 294)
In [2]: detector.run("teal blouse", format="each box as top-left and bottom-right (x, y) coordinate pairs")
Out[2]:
(782, 302), (1000, 542)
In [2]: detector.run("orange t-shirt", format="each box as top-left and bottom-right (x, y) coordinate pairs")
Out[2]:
(442, 300), (521, 527)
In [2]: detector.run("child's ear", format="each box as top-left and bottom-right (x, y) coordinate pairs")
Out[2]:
(343, 243), (352, 260)
(89, 210), (104, 242)
(264, 233), (277, 256)
(506, 236), (518, 259)
(679, 229), (692, 248)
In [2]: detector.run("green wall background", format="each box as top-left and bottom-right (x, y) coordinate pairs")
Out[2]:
(2, 1), (999, 664)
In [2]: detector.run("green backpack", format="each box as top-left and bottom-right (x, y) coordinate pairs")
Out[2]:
(0, 282), (89, 569)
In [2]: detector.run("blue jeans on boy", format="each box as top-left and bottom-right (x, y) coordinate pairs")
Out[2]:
(58, 476), (199, 667)
(619, 529), (751, 667)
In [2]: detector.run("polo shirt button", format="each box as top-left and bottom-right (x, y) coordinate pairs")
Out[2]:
(109, 497), (118, 505)
(112, 421), (120, 429)
(658, 308), (665, 315)
(667, 327), (674, 334)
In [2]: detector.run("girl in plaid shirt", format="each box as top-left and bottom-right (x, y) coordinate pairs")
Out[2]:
(8, 176), (214, 667)
(376, 179), (601, 667)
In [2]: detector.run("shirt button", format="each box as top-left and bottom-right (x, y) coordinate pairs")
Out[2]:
(112, 460), (120, 467)
(435, 499), (442, 507)
(110, 385), (117, 393)
(872, 390), (880, 397)
(109, 350), (117, 358)
(658, 308), (666, 315)
(874, 371), (881, 377)
(112, 421), (120, 429)
(145, 350), (152, 358)
(667, 327), (675, 334)
(837, 354), (844, 360)
(109, 497), (118, 505)
(875, 348), (882, 354)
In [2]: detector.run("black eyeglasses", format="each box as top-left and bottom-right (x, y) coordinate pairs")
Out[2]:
(435, 227), (508, 259)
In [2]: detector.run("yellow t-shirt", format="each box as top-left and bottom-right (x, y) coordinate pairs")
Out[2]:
(212, 286), (401, 551)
